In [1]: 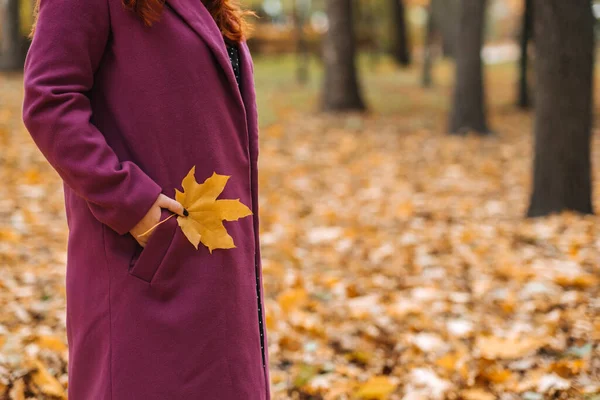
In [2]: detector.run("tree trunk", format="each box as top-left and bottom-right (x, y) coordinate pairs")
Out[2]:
(527, 0), (595, 217)
(390, 0), (410, 66)
(0, 0), (23, 71)
(449, 0), (489, 135)
(321, 0), (366, 112)
(292, 0), (309, 85)
(363, 0), (381, 68)
(421, 3), (435, 88)
(431, 0), (459, 59)
(517, 0), (533, 109)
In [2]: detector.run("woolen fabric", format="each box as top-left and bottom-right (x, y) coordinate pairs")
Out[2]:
(21, 0), (270, 398)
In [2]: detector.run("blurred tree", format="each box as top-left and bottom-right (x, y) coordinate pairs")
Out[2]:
(390, 0), (411, 66)
(292, 0), (309, 84)
(361, 0), (382, 67)
(527, 0), (595, 216)
(449, 0), (489, 134)
(421, 2), (435, 87)
(0, 0), (23, 70)
(431, 0), (459, 58)
(517, 0), (533, 109)
(320, 0), (366, 111)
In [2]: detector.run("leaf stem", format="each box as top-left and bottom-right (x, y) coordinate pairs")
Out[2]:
(136, 212), (177, 238)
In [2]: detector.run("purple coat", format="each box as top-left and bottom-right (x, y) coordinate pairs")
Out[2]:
(21, 0), (270, 398)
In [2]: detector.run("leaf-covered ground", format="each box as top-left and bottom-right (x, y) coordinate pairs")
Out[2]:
(0, 57), (599, 399)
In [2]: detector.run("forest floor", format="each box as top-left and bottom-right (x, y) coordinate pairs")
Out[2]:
(0, 55), (599, 399)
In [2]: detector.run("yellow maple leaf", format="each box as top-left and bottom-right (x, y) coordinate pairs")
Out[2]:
(355, 376), (397, 399)
(174, 166), (253, 253)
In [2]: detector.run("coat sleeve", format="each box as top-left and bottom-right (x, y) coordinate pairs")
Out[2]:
(22, 0), (163, 236)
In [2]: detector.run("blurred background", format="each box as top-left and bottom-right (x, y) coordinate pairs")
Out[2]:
(1, 0), (600, 399)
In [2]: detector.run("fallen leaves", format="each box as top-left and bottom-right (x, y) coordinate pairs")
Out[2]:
(476, 336), (547, 360)
(255, 104), (600, 398)
(355, 376), (397, 399)
(8, 378), (25, 400)
(25, 358), (66, 399)
(277, 288), (309, 313)
(174, 166), (253, 252)
(459, 388), (495, 400)
(1, 62), (600, 399)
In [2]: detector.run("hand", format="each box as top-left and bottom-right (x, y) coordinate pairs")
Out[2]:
(129, 193), (187, 247)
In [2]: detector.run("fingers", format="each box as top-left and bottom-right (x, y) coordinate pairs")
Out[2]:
(133, 231), (148, 248)
(156, 194), (186, 217)
(134, 226), (151, 247)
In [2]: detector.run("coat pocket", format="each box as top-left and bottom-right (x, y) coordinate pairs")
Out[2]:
(128, 208), (178, 283)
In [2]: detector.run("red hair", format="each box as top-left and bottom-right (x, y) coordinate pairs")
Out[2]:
(29, 0), (255, 42)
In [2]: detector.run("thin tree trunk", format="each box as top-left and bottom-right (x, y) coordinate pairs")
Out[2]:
(449, 0), (489, 135)
(0, 0), (23, 70)
(364, 0), (381, 68)
(527, 0), (595, 217)
(292, 0), (309, 85)
(390, 0), (410, 66)
(517, 0), (533, 109)
(421, 3), (435, 88)
(321, 0), (366, 112)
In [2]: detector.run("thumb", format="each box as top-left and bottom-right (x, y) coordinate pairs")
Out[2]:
(158, 194), (187, 217)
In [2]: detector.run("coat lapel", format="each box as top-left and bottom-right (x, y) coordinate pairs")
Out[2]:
(164, 0), (242, 105)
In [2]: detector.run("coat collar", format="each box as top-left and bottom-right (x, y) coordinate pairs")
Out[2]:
(164, 0), (247, 111)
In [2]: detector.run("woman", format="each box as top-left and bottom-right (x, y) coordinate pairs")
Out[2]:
(21, 0), (270, 398)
